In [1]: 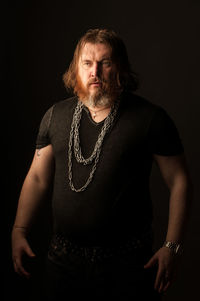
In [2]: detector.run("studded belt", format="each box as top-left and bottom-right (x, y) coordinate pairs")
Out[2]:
(48, 232), (152, 263)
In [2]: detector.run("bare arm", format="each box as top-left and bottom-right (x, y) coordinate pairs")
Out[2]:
(12, 145), (54, 277)
(144, 154), (192, 293)
(155, 154), (192, 243)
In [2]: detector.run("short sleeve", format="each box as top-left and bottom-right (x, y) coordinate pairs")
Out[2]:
(148, 107), (184, 156)
(36, 105), (54, 149)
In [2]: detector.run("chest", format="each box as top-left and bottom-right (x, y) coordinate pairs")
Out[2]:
(50, 107), (151, 167)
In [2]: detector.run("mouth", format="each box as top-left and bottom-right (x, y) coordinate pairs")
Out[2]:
(90, 82), (101, 87)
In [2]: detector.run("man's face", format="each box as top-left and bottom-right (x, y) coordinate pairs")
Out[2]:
(76, 42), (117, 105)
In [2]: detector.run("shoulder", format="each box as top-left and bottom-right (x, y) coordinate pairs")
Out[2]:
(38, 96), (77, 132)
(44, 96), (77, 122)
(121, 91), (159, 113)
(120, 91), (163, 125)
(53, 96), (78, 112)
(41, 96), (77, 118)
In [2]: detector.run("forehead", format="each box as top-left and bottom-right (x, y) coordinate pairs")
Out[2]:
(80, 42), (112, 60)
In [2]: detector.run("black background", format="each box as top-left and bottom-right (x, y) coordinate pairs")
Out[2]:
(4, 0), (200, 300)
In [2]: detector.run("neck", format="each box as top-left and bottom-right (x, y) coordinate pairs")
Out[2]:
(88, 104), (111, 111)
(90, 106), (111, 121)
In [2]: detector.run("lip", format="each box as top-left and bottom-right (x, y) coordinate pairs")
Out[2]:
(90, 82), (100, 86)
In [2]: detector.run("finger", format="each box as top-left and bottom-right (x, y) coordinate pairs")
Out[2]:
(15, 260), (31, 278)
(144, 256), (157, 269)
(158, 280), (165, 293)
(163, 280), (171, 292)
(13, 261), (19, 274)
(14, 259), (30, 278)
(25, 245), (36, 258)
(157, 272), (171, 293)
(13, 255), (31, 278)
(17, 265), (31, 278)
(154, 266), (164, 291)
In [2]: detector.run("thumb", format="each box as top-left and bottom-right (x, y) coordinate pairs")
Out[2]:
(25, 244), (36, 258)
(144, 255), (157, 269)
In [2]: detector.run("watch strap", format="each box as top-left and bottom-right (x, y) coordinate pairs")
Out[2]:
(163, 241), (182, 255)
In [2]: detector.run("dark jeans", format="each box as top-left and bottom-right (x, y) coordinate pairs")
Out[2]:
(43, 248), (161, 300)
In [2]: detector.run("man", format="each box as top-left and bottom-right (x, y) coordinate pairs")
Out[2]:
(12, 29), (192, 300)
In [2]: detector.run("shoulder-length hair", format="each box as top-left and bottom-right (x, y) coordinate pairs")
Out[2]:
(63, 28), (139, 93)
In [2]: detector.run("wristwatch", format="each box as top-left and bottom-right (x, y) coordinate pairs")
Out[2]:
(163, 241), (182, 255)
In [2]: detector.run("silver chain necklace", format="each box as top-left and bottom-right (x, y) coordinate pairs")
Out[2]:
(88, 106), (111, 119)
(68, 99), (120, 192)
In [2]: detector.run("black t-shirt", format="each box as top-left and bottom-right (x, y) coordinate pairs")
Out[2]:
(36, 92), (184, 245)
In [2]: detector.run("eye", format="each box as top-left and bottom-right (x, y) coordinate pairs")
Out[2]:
(102, 60), (111, 67)
(82, 61), (92, 67)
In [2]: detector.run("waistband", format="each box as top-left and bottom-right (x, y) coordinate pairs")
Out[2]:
(48, 232), (152, 264)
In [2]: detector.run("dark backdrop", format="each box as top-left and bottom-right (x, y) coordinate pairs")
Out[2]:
(4, 1), (200, 300)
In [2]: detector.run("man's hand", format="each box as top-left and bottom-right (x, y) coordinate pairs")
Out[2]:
(11, 228), (36, 279)
(11, 146), (54, 278)
(144, 247), (179, 293)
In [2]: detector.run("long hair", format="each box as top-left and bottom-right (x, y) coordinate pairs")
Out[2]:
(63, 28), (139, 93)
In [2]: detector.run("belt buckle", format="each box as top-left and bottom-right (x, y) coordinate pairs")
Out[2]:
(84, 246), (97, 262)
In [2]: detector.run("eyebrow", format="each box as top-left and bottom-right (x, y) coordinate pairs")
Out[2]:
(100, 56), (111, 60)
(81, 57), (111, 62)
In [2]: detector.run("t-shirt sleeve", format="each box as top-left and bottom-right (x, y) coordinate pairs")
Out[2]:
(148, 107), (184, 156)
(36, 105), (54, 149)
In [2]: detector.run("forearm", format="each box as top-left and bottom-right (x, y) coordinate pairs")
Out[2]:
(165, 178), (192, 243)
(13, 174), (50, 233)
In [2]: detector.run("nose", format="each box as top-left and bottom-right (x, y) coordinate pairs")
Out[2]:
(90, 62), (100, 77)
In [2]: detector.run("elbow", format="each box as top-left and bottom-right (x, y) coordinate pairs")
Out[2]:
(170, 172), (193, 203)
(28, 172), (50, 191)
(186, 174), (193, 204)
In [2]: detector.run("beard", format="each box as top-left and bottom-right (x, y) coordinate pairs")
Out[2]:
(74, 74), (121, 108)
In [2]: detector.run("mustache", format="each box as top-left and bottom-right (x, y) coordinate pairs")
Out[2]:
(87, 78), (107, 85)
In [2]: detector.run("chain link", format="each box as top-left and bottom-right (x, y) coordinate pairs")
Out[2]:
(68, 99), (120, 192)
